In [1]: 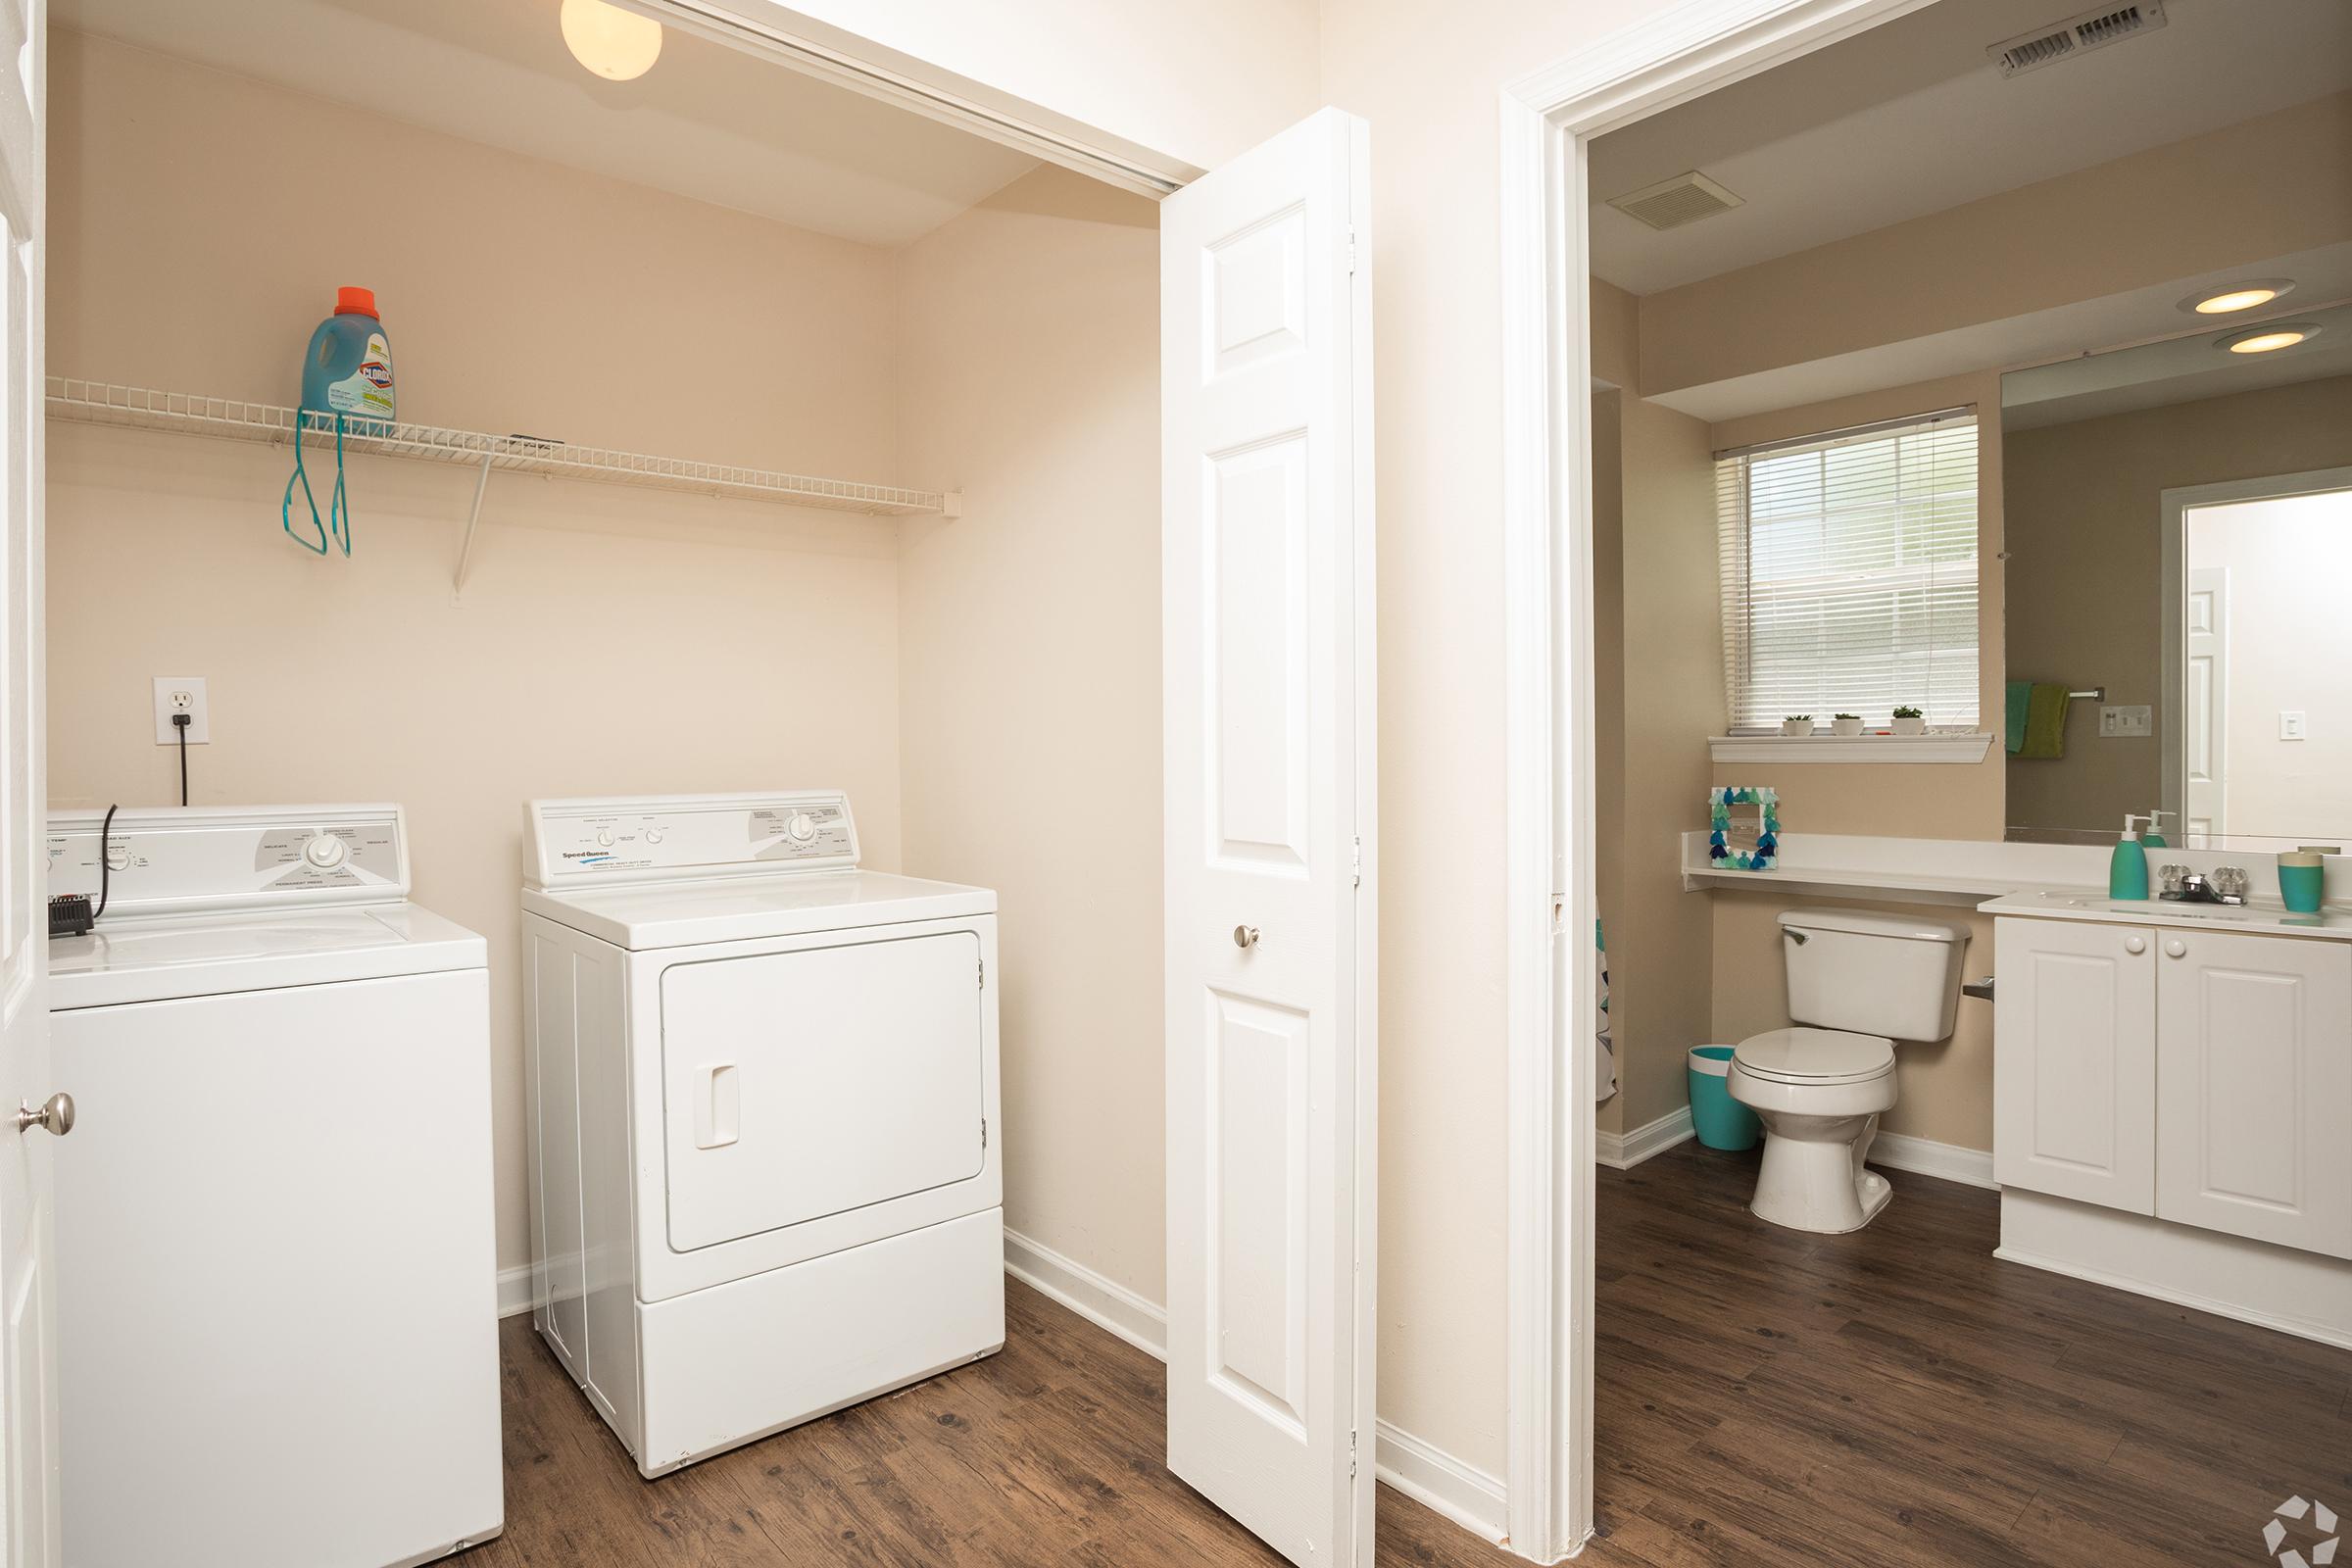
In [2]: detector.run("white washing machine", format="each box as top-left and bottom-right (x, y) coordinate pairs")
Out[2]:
(520, 791), (1003, 1476)
(45, 805), (503, 1568)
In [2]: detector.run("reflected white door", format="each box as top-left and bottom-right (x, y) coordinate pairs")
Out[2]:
(2184, 565), (2228, 840)
(0, 3), (57, 1564)
(1161, 107), (1374, 1568)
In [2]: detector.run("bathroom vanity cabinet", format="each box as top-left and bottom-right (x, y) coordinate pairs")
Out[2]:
(1993, 915), (2352, 1260)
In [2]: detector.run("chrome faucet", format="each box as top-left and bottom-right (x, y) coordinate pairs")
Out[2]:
(2159, 865), (2249, 906)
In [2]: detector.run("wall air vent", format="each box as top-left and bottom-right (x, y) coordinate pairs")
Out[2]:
(1988, 1), (2167, 77)
(1605, 171), (1744, 232)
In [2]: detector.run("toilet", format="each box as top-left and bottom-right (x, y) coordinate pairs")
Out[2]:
(1727, 908), (1970, 1234)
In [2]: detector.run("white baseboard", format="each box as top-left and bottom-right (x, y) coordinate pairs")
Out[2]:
(1594, 1105), (1693, 1169)
(1867, 1131), (1995, 1191)
(1003, 1227), (1168, 1358)
(497, 1263), (537, 1320)
(1002, 1227), (1509, 1545)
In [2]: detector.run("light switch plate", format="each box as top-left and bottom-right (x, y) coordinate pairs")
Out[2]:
(2099, 704), (2152, 739)
(152, 676), (210, 745)
(2281, 710), (2308, 741)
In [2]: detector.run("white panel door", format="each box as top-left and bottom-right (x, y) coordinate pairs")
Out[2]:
(0, 4), (53, 1565)
(2184, 566), (2228, 840)
(2156, 930), (2352, 1258)
(1992, 919), (2155, 1213)
(1161, 107), (1374, 1568)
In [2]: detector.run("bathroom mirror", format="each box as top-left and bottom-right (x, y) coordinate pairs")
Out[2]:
(2001, 279), (2352, 850)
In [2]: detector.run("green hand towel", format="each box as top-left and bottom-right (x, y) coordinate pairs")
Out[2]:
(2020, 682), (2070, 760)
(2005, 681), (2031, 755)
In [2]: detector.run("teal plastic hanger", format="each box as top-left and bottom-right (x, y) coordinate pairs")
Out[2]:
(281, 410), (352, 557)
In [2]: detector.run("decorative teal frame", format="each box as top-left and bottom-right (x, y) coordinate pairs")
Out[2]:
(1708, 786), (1780, 870)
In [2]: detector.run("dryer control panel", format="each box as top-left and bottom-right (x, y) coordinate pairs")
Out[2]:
(45, 805), (409, 916)
(523, 792), (860, 890)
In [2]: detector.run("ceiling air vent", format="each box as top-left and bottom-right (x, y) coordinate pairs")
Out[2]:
(1988, 1), (2168, 77)
(1605, 171), (1744, 232)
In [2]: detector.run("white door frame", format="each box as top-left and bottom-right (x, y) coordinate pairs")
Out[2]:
(2159, 465), (2352, 845)
(1495, 1), (1937, 1557)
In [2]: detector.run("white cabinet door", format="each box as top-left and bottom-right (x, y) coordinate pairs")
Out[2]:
(2156, 930), (2352, 1258)
(1993, 919), (2156, 1213)
(1162, 107), (1374, 1568)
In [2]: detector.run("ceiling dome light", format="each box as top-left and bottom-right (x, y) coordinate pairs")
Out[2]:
(2218, 322), (2323, 355)
(562, 0), (662, 81)
(2179, 277), (2295, 315)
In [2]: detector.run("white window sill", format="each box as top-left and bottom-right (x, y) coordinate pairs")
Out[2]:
(1708, 732), (1994, 764)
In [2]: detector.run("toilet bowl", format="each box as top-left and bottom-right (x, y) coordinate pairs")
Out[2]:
(1728, 908), (1970, 1235)
(1728, 1028), (1897, 1233)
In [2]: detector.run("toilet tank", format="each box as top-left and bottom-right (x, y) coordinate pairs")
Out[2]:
(1779, 907), (1971, 1042)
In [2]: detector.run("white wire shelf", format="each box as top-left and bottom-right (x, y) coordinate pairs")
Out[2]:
(47, 377), (960, 596)
(48, 378), (955, 515)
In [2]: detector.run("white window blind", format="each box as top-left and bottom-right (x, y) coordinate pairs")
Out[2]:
(1716, 409), (1980, 733)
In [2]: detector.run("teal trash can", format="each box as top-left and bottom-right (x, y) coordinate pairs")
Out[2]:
(1688, 1046), (1760, 1152)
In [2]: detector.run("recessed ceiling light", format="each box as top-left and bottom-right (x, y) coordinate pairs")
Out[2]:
(2218, 322), (2323, 355)
(561, 0), (662, 81)
(2180, 277), (2295, 315)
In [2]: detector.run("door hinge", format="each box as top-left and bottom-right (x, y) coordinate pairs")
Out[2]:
(978, 958), (985, 989)
(981, 1117), (989, 1151)
(1347, 229), (1358, 275)
(1349, 1428), (1358, 1479)
(1351, 837), (1362, 888)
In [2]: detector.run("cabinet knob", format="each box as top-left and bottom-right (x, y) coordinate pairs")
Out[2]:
(1234, 925), (1259, 951)
(2164, 938), (2188, 959)
(2124, 935), (2147, 955)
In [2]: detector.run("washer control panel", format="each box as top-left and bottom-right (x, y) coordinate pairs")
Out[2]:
(45, 806), (408, 915)
(524, 792), (860, 889)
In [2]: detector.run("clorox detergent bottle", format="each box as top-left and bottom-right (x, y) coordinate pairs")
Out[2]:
(300, 286), (395, 420)
(284, 286), (392, 558)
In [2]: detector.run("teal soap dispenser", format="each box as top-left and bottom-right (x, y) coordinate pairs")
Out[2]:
(2109, 813), (2152, 901)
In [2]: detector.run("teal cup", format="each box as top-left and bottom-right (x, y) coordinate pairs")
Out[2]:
(2278, 859), (2326, 914)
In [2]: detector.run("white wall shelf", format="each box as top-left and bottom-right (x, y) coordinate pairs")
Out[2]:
(1708, 732), (1994, 764)
(46, 378), (962, 595)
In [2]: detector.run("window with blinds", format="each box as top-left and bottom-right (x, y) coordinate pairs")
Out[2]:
(1715, 409), (1980, 733)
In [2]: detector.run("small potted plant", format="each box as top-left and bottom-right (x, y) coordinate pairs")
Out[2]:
(1889, 705), (1926, 737)
(1780, 714), (1814, 738)
(1831, 712), (1865, 737)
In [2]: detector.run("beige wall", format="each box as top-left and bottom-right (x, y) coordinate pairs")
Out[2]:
(718, 0), (1320, 172)
(893, 169), (1168, 1303)
(1606, 396), (1721, 1131)
(2005, 374), (2352, 835)
(46, 30), (912, 1286)
(1640, 93), (2352, 399)
(1319, 0), (1663, 1474)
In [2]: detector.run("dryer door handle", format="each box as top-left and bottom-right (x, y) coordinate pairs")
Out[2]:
(695, 1063), (740, 1151)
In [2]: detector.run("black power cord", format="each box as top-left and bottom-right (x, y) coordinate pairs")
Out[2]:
(94, 802), (119, 919)
(173, 710), (191, 807)
(51, 802), (119, 938)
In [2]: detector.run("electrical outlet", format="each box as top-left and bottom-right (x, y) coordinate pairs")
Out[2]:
(153, 676), (210, 745)
(2099, 704), (2153, 739)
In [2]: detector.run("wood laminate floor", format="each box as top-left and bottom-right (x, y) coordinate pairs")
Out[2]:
(1581, 1141), (2352, 1567)
(476, 1148), (2352, 1566)
(471, 1279), (1519, 1567)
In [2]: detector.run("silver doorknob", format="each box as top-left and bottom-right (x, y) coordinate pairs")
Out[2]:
(15, 1093), (73, 1138)
(1234, 925), (1259, 950)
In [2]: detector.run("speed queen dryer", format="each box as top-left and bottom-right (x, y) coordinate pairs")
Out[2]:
(520, 791), (1003, 1475)
(45, 805), (501, 1568)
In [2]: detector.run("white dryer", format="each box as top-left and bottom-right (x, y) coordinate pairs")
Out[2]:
(519, 791), (1003, 1476)
(46, 805), (502, 1568)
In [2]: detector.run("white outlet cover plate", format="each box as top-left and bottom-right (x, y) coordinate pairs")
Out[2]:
(153, 675), (210, 745)
(2098, 704), (2153, 738)
(2281, 710), (2309, 741)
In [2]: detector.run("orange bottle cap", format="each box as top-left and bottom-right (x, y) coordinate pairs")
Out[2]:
(335, 286), (379, 318)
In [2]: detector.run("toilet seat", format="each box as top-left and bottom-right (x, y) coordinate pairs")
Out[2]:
(1732, 1027), (1894, 1086)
